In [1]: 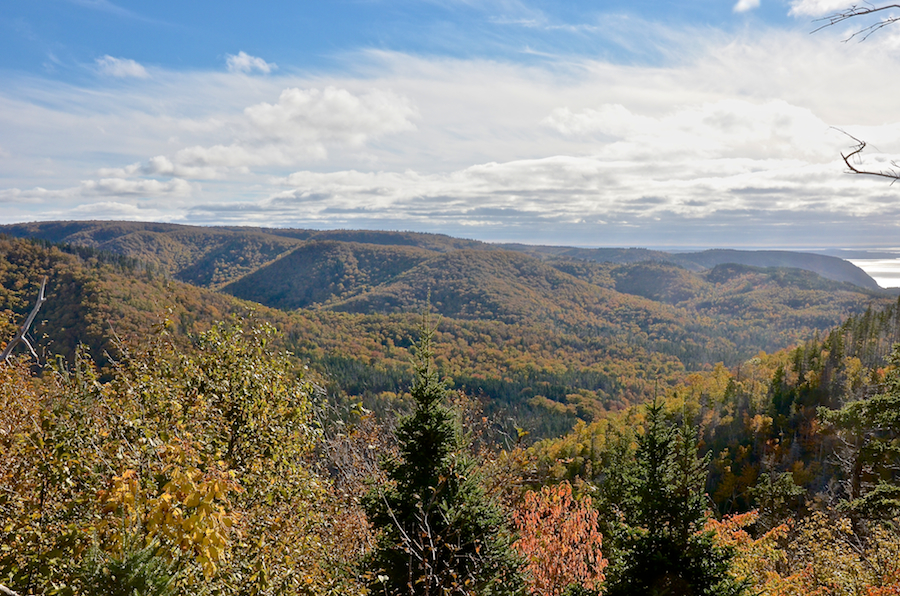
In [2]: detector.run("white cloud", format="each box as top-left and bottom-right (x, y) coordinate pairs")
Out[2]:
(95, 55), (149, 78)
(226, 51), (276, 74)
(734, 0), (760, 13)
(188, 147), (897, 243)
(81, 177), (193, 196)
(6, 26), (900, 245)
(788, 0), (856, 17)
(0, 188), (41, 204)
(544, 99), (832, 161)
(82, 85), (417, 182)
(1, 177), (193, 205)
(111, 86), (419, 178)
(245, 86), (417, 145)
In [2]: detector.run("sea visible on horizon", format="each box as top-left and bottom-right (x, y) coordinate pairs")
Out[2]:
(848, 258), (900, 290)
(642, 246), (900, 290)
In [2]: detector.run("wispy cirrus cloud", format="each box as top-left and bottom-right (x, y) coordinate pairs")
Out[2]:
(63, 0), (168, 24)
(226, 51), (276, 74)
(65, 0), (140, 19)
(95, 55), (150, 78)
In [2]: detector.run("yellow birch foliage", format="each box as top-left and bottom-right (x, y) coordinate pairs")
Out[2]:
(99, 466), (236, 580)
(513, 481), (607, 596)
(710, 511), (900, 596)
(705, 511), (790, 591)
(0, 318), (362, 596)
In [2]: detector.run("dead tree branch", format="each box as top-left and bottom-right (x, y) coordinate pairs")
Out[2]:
(811, 7), (900, 180)
(0, 583), (24, 596)
(837, 129), (900, 181)
(1, 276), (48, 364)
(813, 3), (900, 41)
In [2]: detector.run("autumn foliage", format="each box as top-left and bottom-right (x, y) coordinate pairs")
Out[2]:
(513, 481), (607, 596)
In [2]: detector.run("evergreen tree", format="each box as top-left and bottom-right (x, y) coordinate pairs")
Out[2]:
(78, 540), (176, 596)
(362, 317), (523, 596)
(604, 401), (748, 596)
(819, 344), (900, 520)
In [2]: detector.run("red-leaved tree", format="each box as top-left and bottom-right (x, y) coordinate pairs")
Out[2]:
(513, 481), (608, 596)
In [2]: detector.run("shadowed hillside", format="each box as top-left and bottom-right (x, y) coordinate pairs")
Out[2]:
(0, 221), (303, 288)
(223, 240), (438, 310)
(328, 249), (677, 331)
(679, 249), (880, 289)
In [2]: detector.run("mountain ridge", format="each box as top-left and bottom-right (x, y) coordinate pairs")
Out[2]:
(1, 221), (881, 290)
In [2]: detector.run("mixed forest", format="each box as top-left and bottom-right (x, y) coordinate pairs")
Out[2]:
(2, 221), (900, 595)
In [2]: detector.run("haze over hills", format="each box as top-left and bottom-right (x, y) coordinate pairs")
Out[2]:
(502, 244), (881, 290)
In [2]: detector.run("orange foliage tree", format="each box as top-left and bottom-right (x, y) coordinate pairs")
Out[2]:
(513, 481), (607, 596)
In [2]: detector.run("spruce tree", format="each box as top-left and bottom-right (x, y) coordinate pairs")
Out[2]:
(604, 401), (748, 596)
(819, 344), (900, 520)
(362, 318), (523, 596)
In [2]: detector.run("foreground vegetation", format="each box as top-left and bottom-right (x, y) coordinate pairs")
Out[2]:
(2, 309), (900, 595)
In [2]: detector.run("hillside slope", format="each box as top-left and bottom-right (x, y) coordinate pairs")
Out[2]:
(502, 243), (879, 289)
(2, 221), (880, 290)
(223, 240), (438, 310)
(0, 221), (303, 288)
(1, 222), (895, 441)
(0, 222), (487, 288)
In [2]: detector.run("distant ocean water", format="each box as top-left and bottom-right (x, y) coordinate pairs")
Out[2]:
(849, 259), (900, 289)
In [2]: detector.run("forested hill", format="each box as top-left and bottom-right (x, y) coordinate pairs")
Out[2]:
(0, 220), (881, 290)
(1, 225), (896, 441)
(0, 221), (488, 288)
(502, 244), (880, 289)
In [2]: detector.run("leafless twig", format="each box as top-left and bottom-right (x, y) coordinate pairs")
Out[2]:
(835, 129), (900, 181)
(812, 3), (900, 41)
(1, 277), (48, 364)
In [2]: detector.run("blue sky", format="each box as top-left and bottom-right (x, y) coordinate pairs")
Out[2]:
(3, 1), (793, 74)
(3, 0), (900, 251)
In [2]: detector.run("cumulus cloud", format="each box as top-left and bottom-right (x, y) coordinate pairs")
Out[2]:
(110, 86), (418, 179)
(176, 145), (900, 246)
(81, 177), (193, 196)
(95, 55), (149, 78)
(245, 86), (417, 145)
(734, 0), (760, 13)
(0, 188), (43, 204)
(226, 51), (276, 74)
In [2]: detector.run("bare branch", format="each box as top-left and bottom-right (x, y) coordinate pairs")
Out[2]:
(1, 276), (49, 364)
(832, 128), (900, 180)
(812, 3), (900, 41)
(0, 584), (24, 596)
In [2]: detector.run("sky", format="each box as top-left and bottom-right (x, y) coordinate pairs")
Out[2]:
(3, 0), (900, 250)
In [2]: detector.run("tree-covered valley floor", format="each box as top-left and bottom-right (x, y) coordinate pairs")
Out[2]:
(2, 224), (900, 595)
